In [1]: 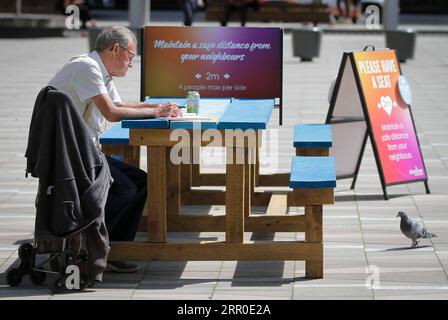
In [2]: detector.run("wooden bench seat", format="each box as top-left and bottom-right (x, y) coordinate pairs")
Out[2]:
(205, 0), (331, 24)
(0, 0), (62, 14)
(294, 124), (332, 149)
(294, 123), (332, 156)
(99, 123), (140, 168)
(99, 123), (130, 146)
(289, 155), (336, 278)
(290, 156), (336, 189)
(289, 126), (335, 278)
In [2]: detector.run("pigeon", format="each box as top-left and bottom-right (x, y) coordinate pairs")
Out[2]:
(397, 211), (437, 248)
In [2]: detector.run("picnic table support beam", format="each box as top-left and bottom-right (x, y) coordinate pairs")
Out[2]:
(109, 241), (322, 261)
(191, 146), (201, 187)
(305, 205), (323, 278)
(167, 214), (306, 232)
(166, 147), (180, 219)
(296, 147), (329, 157)
(199, 174), (226, 186)
(249, 146), (257, 205)
(258, 173), (290, 186)
(225, 146), (245, 243)
(244, 147), (252, 218)
(179, 145), (193, 208)
(254, 134), (260, 187)
(193, 171), (289, 187)
(147, 146), (167, 242)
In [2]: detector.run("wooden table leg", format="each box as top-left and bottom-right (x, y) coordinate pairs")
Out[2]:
(255, 134), (260, 187)
(244, 147), (251, 219)
(191, 145), (201, 187)
(179, 144), (192, 205)
(226, 146), (245, 243)
(166, 147), (180, 219)
(305, 205), (323, 278)
(147, 146), (167, 243)
(249, 146), (257, 206)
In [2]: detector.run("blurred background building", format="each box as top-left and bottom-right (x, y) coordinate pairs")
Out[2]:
(1, 0), (448, 15)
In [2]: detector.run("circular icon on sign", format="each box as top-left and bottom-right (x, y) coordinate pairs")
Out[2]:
(398, 75), (412, 105)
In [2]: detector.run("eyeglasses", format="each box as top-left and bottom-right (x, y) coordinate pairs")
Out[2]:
(118, 44), (136, 63)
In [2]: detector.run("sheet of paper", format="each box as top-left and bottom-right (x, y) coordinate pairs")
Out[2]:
(168, 113), (214, 121)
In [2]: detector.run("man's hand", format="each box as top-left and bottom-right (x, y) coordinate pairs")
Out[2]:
(91, 94), (183, 122)
(156, 102), (182, 118)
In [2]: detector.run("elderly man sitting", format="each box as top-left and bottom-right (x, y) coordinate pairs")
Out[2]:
(48, 26), (181, 274)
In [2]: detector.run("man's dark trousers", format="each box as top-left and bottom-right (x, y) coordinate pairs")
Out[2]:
(105, 155), (147, 241)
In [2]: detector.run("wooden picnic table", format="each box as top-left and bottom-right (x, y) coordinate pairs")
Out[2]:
(101, 99), (336, 278)
(107, 97), (317, 262)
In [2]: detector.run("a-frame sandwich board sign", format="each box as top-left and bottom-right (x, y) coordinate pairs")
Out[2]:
(326, 46), (430, 200)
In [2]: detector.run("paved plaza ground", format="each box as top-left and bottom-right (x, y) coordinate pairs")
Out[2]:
(0, 12), (448, 300)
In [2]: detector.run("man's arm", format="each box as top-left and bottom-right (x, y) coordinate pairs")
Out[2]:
(116, 101), (160, 109)
(91, 94), (181, 122)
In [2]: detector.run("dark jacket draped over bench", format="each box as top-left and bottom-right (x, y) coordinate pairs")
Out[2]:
(25, 86), (112, 282)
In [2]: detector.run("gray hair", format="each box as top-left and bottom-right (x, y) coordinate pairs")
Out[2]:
(94, 26), (137, 53)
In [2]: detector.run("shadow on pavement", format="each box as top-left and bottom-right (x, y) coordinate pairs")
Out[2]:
(381, 245), (432, 252)
(335, 194), (408, 202)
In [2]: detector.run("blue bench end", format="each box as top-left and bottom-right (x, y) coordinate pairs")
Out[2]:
(293, 124), (332, 149)
(99, 123), (130, 145)
(290, 156), (336, 189)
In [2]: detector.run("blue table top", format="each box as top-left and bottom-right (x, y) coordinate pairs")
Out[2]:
(217, 99), (274, 130)
(99, 123), (129, 145)
(121, 98), (274, 130)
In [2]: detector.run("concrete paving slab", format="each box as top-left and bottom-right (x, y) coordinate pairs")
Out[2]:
(293, 280), (374, 299)
(132, 293), (212, 300)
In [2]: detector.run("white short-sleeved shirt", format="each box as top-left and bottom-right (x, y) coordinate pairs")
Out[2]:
(48, 51), (121, 146)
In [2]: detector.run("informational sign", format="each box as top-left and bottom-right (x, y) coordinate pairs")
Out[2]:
(353, 50), (426, 185)
(326, 48), (429, 199)
(142, 26), (282, 100)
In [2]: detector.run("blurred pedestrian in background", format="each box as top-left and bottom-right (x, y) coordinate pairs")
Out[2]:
(351, 0), (361, 23)
(336, 0), (350, 21)
(220, 0), (261, 27)
(335, 0), (361, 24)
(178, 0), (205, 26)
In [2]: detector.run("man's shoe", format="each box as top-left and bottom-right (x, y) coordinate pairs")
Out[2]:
(87, 280), (100, 288)
(105, 261), (139, 273)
